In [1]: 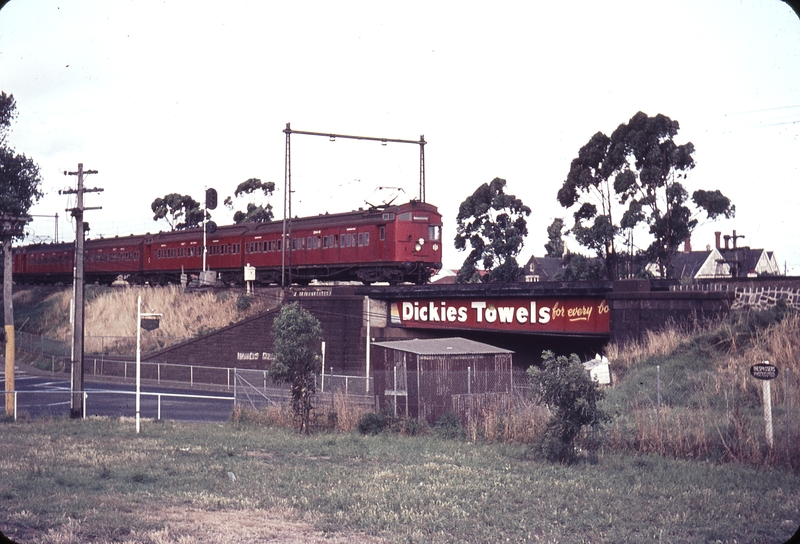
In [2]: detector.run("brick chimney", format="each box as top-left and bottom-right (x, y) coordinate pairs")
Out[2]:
(715, 231), (721, 250)
(683, 235), (692, 253)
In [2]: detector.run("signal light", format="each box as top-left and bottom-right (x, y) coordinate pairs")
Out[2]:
(205, 188), (218, 210)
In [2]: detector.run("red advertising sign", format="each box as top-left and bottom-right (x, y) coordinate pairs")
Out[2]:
(389, 297), (610, 335)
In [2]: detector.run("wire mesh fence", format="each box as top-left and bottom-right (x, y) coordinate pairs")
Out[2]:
(602, 364), (799, 465)
(11, 331), (800, 465)
(233, 369), (375, 412)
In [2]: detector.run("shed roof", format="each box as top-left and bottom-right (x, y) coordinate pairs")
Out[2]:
(372, 337), (513, 355)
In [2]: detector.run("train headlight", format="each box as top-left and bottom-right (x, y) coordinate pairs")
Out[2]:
(415, 242), (422, 251)
(418, 238), (425, 246)
(432, 244), (439, 251)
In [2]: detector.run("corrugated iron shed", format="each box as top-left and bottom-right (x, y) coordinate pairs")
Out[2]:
(372, 337), (513, 356)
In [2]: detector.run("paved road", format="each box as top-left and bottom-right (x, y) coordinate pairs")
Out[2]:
(1, 368), (235, 423)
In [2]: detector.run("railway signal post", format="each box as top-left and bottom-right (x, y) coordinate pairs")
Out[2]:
(60, 164), (103, 419)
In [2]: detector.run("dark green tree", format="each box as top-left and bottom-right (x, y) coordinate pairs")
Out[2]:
(544, 218), (565, 258)
(151, 193), (203, 230)
(1, 91), (43, 416)
(224, 178), (275, 223)
(557, 131), (621, 279)
(558, 112), (735, 279)
(269, 302), (323, 434)
(454, 177), (531, 283)
(527, 350), (609, 464)
(553, 252), (607, 281)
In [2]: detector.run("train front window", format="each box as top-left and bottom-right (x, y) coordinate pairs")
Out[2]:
(429, 225), (441, 241)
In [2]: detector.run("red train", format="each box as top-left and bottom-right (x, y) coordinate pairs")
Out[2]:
(13, 200), (443, 286)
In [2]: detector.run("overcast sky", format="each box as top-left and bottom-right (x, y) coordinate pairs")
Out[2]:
(2, 0), (799, 273)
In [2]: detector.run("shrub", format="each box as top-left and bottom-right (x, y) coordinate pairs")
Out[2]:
(357, 412), (390, 435)
(528, 350), (610, 464)
(434, 411), (465, 440)
(236, 294), (253, 312)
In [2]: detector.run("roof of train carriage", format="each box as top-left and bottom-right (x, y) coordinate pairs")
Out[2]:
(147, 223), (251, 243)
(247, 200), (441, 235)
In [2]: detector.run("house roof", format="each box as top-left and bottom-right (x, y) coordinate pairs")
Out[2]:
(668, 250), (714, 279)
(718, 247), (765, 276)
(372, 337), (514, 355)
(524, 255), (565, 280)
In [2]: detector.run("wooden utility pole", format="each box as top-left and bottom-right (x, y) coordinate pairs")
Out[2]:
(2, 214), (30, 417)
(60, 164), (102, 419)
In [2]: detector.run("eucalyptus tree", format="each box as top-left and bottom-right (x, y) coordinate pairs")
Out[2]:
(0, 91), (43, 416)
(558, 112), (735, 279)
(224, 178), (275, 223)
(150, 193), (203, 230)
(544, 217), (565, 259)
(454, 177), (531, 283)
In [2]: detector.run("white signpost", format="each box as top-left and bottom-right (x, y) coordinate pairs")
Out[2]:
(750, 361), (778, 448)
(136, 296), (162, 434)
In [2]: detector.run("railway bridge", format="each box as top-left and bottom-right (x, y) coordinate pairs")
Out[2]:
(148, 278), (757, 373)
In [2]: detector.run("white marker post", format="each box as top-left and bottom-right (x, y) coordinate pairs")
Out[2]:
(136, 296), (162, 434)
(750, 361), (778, 448)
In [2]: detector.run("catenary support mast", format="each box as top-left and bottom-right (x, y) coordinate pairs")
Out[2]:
(281, 123), (426, 287)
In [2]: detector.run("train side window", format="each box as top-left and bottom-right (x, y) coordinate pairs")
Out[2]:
(398, 212), (412, 221)
(379, 226), (385, 241)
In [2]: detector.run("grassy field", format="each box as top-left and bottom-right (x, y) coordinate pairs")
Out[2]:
(5, 287), (800, 541)
(1, 416), (798, 544)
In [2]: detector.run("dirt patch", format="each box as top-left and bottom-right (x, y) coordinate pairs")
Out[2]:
(20, 506), (386, 544)
(129, 507), (386, 544)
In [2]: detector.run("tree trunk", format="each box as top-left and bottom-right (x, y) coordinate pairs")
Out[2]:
(3, 235), (15, 417)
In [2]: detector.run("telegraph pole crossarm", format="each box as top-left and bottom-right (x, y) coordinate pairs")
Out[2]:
(61, 163), (103, 419)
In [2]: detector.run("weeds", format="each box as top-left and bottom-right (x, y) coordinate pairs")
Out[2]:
(12, 285), (279, 356)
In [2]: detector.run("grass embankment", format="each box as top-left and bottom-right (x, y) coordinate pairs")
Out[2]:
(602, 304), (800, 467)
(11, 284), (280, 358)
(1, 417), (798, 544)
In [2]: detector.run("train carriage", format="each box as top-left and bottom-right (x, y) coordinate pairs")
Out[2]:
(12, 242), (73, 284)
(85, 235), (144, 285)
(143, 224), (248, 284)
(12, 200), (442, 286)
(242, 200), (442, 285)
